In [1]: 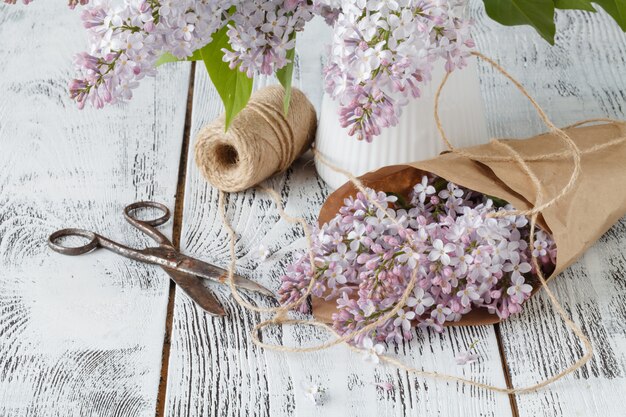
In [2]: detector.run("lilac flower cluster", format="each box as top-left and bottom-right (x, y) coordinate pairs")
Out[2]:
(322, 0), (475, 142)
(3, 0), (88, 7)
(69, 0), (313, 108)
(278, 175), (556, 346)
(223, 0), (315, 77)
(69, 0), (233, 108)
(9, 0), (475, 128)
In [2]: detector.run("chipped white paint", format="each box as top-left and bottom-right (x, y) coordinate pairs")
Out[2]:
(3, 1), (626, 416)
(0, 3), (190, 417)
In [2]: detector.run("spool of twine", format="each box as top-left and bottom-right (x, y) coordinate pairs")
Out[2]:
(194, 86), (317, 192)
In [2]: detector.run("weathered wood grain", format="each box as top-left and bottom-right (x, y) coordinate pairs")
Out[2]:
(165, 17), (512, 417)
(0, 3), (190, 417)
(471, 2), (626, 416)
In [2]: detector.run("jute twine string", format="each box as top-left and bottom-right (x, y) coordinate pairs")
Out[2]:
(215, 51), (626, 395)
(195, 85), (317, 192)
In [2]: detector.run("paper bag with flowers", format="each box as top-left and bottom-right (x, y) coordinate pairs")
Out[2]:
(278, 54), (626, 353)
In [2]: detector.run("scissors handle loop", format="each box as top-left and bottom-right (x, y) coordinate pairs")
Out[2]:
(124, 201), (170, 226)
(124, 201), (172, 245)
(48, 228), (99, 255)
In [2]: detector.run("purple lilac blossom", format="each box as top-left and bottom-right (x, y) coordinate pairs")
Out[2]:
(222, 0), (315, 77)
(69, 0), (235, 109)
(278, 175), (557, 349)
(70, 0), (313, 108)
(10, 0), (475, 124)
(321, 0), (475, 142)
(3, 0), (88, 7)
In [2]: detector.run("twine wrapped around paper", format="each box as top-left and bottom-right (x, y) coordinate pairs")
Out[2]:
(215, 51), (626, 395)
(195, 86), (317, 192)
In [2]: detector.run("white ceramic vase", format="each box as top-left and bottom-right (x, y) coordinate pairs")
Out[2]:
(314, 56), (490, 190)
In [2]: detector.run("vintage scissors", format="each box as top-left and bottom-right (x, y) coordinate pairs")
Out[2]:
(48, 201), (274, 316)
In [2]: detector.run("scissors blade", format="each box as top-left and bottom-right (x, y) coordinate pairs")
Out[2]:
(161, 267), (226, 316)
(176, 257), (275, 298)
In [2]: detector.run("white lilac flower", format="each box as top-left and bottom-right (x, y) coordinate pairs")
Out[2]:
(439, 182), (463, 200)
(432, 304), (453, 324)
(393, 309), (416, 331)
(449, 246), (473, 276)
(532, 239), (548, 258)
(406, 287), (435, 315)
(255, 244), (271, 261)
(507, 275), (533, 303)
(412, 176), (436, 204)
(457, 284), (480, 307)
(428, 239), (456, 265)
(300, 381), (327, 406)
(325, 265), (347, 288)
(361, 337), (386, 364)
(360, 299), (376, 317)
(503, 252), (532, 281)
(455, 349), (479, 365)
(492, 240), (514, 264)
(455, 339), (480, 365)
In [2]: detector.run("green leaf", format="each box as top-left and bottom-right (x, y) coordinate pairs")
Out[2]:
(483, 0), (556, 44)
(155, 50), (203, 67)
(275, 51), (295, 115)
(593, 0), (626, 31)
(554, 0), (596, 11)
(198, 25), (253, 130)
(276, 46), (296, 115)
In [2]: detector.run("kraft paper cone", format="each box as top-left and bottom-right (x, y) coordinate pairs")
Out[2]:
(313, 121), (626, 326)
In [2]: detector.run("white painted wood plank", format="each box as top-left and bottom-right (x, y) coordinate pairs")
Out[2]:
(165, 18), (512, 417)
(0, 3), (190, 417)
(470, 2), (626, 416)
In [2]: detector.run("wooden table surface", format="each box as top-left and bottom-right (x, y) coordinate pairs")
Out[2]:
(2, 1), (626, 416)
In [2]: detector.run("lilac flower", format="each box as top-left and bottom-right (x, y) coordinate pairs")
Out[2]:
(300, 381), (327, 406)
(412, 176), (436, 204)
(223, 0), (314, 77)
(503, 252), (532, 281)
(455, 350), (479, 365)
(4, 0), (88, 7)
(361, 337), (386, 364)
(406, 287), (435, 315)
(458, 285), (480, 307)
(432, 304), (453, 324)
(323, 0), (474, 141)
(70, 0), (234, 108)
(373, 381), (395, 392)
(325, 265), (347, 287)
(394, 309), (416, 331)
(428, 239), (456, 265)
(439, 182), (463, 200)
(279, 174), (556, 346)
(507, 275), (533, 303)
(255, 244), (270, 261)
(532, 233), (548, 258)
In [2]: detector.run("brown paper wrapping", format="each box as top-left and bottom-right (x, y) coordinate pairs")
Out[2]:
(313, 122), (626, 326)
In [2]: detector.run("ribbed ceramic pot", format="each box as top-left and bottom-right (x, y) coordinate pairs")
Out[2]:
(314, 56), (489, 190)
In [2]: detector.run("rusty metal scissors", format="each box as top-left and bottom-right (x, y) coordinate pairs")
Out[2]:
(48, 201), (273, 316)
